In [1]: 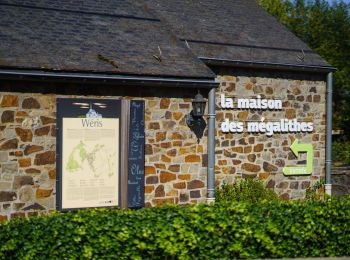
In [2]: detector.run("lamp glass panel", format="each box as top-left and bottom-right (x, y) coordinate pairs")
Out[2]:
(192, 101), (206, 116)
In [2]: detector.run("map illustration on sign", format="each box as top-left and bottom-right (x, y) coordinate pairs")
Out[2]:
(66, 141), (116, 178)
(61, 117), (119, 209)
(283, 139), (313, 176)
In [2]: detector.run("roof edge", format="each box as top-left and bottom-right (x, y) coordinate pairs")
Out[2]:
(200, 57), (336, 73)
(0, 69), (219, 88)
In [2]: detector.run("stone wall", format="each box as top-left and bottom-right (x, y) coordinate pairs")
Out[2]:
(214, 68), (326, 199)
(0, 94), (56, 221)
(143, 96), (208, 207)
(0, 69), (327, 220)
(0, 83), (207, 220)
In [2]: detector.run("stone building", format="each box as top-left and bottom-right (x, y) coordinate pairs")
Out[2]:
(0, 0), (334, 219)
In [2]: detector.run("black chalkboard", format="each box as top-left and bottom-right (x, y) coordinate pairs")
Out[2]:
(127, 100), (145, 208)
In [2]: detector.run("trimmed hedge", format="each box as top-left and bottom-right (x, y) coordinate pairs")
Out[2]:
(0, 199), (350, 259)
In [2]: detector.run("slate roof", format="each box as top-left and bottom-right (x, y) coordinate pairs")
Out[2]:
(0, 0), (332, 79)
(146, 0), (332, 68)
(0, 0), (215, 79)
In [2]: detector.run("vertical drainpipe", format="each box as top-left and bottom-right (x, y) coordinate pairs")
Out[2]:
(207, 87), (216, 204)
(325, 72), (333, 196)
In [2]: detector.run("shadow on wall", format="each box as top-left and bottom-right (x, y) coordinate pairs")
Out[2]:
(210, 66), (326, 82)
(1, 80), (210, 100)
(332, 165), (350, 197)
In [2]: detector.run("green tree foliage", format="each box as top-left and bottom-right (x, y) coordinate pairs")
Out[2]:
(257, 0), (350, 134)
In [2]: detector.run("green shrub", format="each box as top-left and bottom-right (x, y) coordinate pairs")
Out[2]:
(215, 178), (279, 203)
(1, 199), (350, 259)
(305, 178), (327, 201)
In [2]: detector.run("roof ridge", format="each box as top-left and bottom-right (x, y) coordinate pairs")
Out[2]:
(0, 2), (160, 22)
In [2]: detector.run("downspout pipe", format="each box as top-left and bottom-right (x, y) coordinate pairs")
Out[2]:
(207, 87), (216, 204)
(325, 72), (333, 196)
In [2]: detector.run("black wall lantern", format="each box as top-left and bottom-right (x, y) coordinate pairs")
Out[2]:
(191, 92), (206, 117)
(186, 91), (207, 142)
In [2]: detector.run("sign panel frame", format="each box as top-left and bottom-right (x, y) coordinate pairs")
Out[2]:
(56, 98), (122, 211)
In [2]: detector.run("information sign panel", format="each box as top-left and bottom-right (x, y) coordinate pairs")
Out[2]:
(57, 98), (121, 210)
